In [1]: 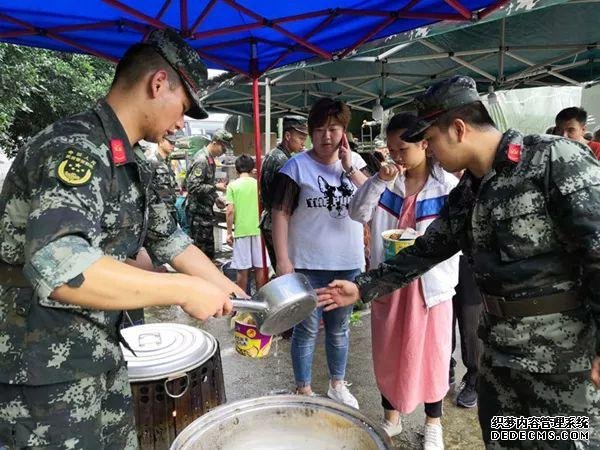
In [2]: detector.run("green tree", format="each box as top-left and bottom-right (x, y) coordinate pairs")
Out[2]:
(0, 43), (114, 157)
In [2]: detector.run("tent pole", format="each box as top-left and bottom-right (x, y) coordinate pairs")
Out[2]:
(504, 48), (587, 84)
(420, 40), (496, 81)
(265, 78), (271, 154)
(252, 77), (269, 282)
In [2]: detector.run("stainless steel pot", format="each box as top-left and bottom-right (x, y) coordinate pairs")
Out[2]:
(230, 273), (317, 336)
(170, 395), (392, 450)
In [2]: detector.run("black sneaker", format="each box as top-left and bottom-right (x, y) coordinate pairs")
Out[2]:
(456, 382), (477, 408)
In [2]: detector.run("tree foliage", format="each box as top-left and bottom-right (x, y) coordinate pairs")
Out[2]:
(0, 43), (114, 157)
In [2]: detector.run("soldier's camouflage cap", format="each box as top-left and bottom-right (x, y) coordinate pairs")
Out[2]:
(164, 134), (178, 144)
(213, 129), (233, 151)
(144, 28), (209, 120)
(283, 115), (308, 134)
(403, 75), (481, 142)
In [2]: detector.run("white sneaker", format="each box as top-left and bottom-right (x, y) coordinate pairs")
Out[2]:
(381, 418), (403, 437)
(423, 423), (444, 450)
(327, 381), (359, 409)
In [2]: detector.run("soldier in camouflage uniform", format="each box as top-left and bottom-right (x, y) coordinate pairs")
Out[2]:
(184, 129), (233, 259)
(259, 115), (308, 269)
(153, 135), (179, 222)
(0, 29), (245, 450)
(317, 76), (600, 449)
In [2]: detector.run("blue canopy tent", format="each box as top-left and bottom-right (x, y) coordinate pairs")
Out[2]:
(0, 0), (510, 73)
(0, 0), (515, 274)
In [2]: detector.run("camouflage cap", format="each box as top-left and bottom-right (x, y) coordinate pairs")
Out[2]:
(213, 129), (233, 151)
(164, 134), (178, 145)
(403, 75), (481, 142)
(144, 28), (209, 120)
(283, 115), (308, 134)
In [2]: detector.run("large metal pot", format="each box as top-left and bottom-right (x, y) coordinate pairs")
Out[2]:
(230, 273), (317, 335)
(170, 395), (392, 450)
(121, 323), (226, 449)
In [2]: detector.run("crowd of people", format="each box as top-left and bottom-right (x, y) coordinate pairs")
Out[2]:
(1, 24), (600, 450)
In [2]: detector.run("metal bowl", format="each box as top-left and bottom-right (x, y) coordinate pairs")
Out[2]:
(170, 395), (392, 450)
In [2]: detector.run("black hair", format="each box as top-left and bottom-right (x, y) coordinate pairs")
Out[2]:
(386, 112), (420, 134)
(435, 101), (496, 131)
(235, 154), (255, 174)
(386, 112), (437, 180)
(555, 107), (587, 125)
(112, 43), (181, 90)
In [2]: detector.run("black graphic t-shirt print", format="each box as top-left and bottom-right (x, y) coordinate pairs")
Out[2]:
(306, 174), (355, 218)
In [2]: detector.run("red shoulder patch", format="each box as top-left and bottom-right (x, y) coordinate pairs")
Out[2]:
(507, 143), (522, 163)
(110, 139), (127, 165)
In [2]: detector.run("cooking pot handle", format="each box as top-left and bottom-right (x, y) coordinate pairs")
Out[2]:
(231, 298), (268, 313)
(164, 372), (190, 398)
(138, 332), (162, 347)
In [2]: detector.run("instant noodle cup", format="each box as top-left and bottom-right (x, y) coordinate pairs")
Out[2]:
(382, 228), (416, 260)
(234, 313), (272, 358)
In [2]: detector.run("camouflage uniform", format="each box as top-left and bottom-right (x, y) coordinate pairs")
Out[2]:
(0, 100), (192, 449)
(356, 129), (600, 449)
(0, 27), (209, 450)
(152, 151), (178, 222)
(0, 364), (136, 449)
(184, 147), (217, 259)
(259, 142), (293, 268)
(259, 115), (307, 269)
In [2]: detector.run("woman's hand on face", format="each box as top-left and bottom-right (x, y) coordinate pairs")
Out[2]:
(315, 280), (360, 311)
(338, 134), (353, 172)
(377, 163), (399, 182)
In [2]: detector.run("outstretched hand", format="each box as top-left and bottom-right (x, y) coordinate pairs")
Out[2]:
(316, 280), (360, 311)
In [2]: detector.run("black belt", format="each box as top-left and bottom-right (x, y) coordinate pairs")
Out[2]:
(0, 261), (30, 288)
(482, 290), (582, 318)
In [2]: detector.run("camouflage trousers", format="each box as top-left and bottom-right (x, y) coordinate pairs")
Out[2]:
(188, 214), (215, 260)
(259, 227), (277, 272)
(478, 353), (600, 449)
(0, 364), (138, 450)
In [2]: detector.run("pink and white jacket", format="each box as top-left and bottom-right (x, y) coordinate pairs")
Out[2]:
(349, 164), (460, 308)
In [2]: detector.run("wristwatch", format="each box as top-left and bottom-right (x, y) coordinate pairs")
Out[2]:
(344, 166), (356, 178)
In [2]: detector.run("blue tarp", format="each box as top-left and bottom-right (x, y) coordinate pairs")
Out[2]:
(0, 0), (505, 75)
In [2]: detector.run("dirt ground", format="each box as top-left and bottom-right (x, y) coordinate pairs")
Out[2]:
(145, 304), (485, 449)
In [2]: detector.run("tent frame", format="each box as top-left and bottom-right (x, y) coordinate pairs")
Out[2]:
(0, 0), (537, 275)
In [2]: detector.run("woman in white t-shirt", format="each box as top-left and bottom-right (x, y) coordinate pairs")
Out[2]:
(271, 98), (367, 409)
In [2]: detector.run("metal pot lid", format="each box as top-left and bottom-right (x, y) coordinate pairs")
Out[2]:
(120, 323), (217, 382)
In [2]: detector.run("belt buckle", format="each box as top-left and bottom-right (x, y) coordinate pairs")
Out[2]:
(483, 294), (506, 317)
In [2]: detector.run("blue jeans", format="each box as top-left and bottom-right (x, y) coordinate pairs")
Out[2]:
(291, 268), (361, 387)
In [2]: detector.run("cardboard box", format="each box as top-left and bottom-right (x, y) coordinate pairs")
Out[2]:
(232, 132), (277, 156)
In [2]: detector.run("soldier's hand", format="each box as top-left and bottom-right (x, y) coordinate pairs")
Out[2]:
(316, 280), (360, 311)
(226, 232), (234, 246)
(181, 281), (233, 320)
(276, 259), (294, 277)
(378, 163), (399, 182)
(215, 182), (227, 192)
(591, 356), (600, 389)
